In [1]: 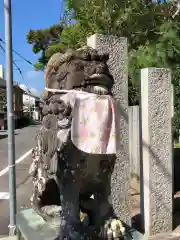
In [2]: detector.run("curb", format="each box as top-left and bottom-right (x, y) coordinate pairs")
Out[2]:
(0, 236), (17, 240)
(0, 237), (16, 240)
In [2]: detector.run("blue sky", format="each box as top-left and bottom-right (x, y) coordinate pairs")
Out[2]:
(0, 0), (63, 95)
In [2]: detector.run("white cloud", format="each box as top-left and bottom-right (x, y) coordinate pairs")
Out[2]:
(26, 70), (40, 79)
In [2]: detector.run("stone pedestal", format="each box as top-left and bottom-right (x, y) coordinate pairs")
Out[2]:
(139, 68), (173, 235)
(16, 209), (59, 240)
(87, 34), (131, 224)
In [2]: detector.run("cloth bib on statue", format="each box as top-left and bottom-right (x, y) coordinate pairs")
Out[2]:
(60, 91), (120, 154)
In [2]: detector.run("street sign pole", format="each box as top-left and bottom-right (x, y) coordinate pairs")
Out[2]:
(4, 0), (17, 235)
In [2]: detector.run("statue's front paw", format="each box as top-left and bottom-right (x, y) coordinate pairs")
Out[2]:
(104, 219), (129, 240)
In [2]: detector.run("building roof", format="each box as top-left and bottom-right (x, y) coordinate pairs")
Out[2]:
(19, 84), (40, 100)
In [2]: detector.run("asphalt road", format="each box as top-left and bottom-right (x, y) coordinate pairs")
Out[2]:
(0, 125), (39, 170)
(0, 124), (40, 236)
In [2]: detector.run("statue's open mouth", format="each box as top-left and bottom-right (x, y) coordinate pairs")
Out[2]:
(85, 73), (114, 93)
(89, 73), (113, 81)
(90, 73), (109, 78)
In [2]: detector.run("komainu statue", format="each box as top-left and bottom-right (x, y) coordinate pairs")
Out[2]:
(29, 47), (130, 239)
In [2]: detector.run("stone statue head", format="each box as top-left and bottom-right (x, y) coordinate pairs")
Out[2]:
(44, 46), (114, 93)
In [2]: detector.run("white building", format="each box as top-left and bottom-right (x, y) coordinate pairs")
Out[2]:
(19, 84), (41, 121)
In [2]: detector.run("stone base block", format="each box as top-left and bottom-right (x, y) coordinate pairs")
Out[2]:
(16, 209), (146, 240)
(17, 208), (179, 240)
(148, 233), (180, 240)
(16, 209), (59, 240)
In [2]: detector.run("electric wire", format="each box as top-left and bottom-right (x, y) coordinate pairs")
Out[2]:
(0, 37), (34, 67)
(0, 43), (25, 82)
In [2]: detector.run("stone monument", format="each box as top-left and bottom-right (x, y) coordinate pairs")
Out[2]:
(87, 34), (131, 225)
(139, 68), (173, 236)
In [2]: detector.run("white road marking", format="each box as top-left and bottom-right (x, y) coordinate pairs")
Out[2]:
(0, 148), (32, 177)
(0, 192), (9, 199)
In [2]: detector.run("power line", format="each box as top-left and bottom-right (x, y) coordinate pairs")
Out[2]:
(0, 43), (25, 82)
(0, 37), (34, 66)
(0, 37), (44, 72)
(0, 48), (24, 72)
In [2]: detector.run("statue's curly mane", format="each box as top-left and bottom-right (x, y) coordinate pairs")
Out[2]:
(43, 46), (112, 93)
(45, 47), (109, 80)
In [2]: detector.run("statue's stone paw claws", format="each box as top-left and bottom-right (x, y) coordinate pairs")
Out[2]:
(104, 219), (128, 240)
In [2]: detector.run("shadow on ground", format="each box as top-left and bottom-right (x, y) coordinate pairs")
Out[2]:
(0, 131), (19, 140)
(131, 179), (180, 233)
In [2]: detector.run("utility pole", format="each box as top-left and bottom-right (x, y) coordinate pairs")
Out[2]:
(4, 0), (16, 235)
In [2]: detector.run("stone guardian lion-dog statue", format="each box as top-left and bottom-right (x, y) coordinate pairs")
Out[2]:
(29, 47), (130, 239)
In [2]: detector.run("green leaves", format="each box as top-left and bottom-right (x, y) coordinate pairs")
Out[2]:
(26, 24), (65, 70)
(26, 0), (180, 135)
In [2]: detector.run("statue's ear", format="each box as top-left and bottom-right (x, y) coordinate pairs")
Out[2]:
(46, 71), (67, 89)
(56, 71), (68, 82)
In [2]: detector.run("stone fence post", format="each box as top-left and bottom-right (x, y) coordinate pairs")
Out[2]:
(87, 34), (131, 224)
(129, 106), (140, 179)
(139, 68), (173, 236)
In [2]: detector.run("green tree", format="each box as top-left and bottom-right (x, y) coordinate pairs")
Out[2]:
(27, 0), (180, 135)
(27, 24), (64, 70)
